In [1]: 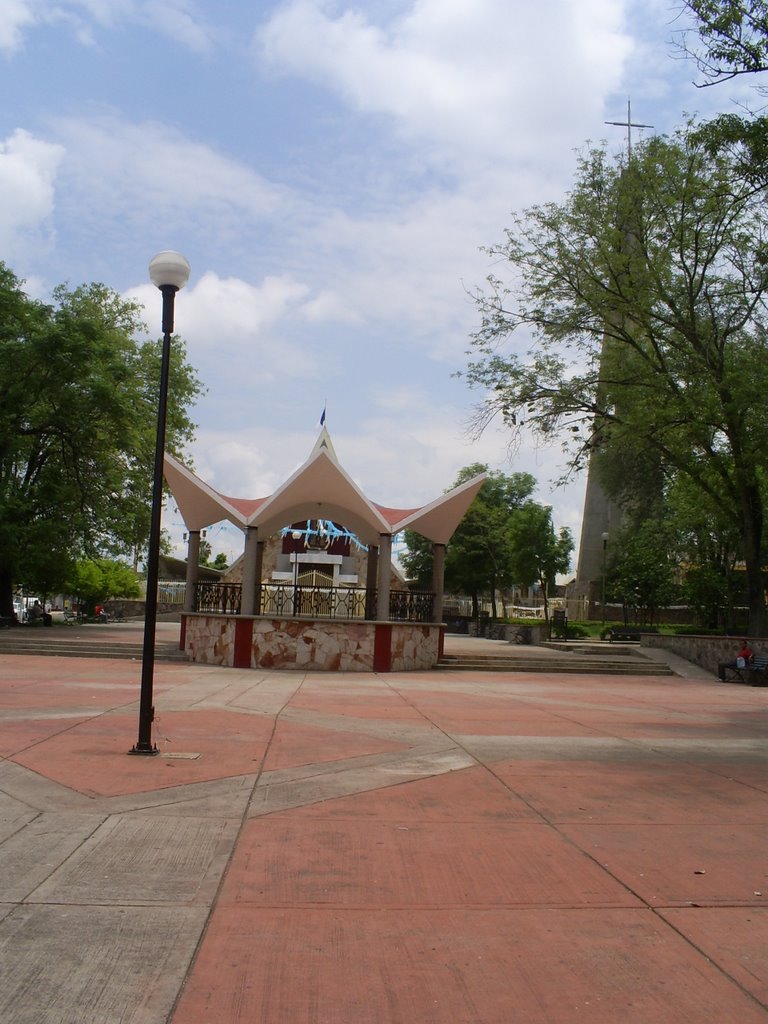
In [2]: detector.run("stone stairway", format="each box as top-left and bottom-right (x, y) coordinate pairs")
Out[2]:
(437, 643), (675, 676)
(0, 628), (187, 663)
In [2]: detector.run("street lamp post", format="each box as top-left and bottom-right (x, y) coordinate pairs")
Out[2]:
(601, 531), (609, 625)
(130, 251), (190, 755)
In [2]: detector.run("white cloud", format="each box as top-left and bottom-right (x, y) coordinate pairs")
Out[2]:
(135, 0), (215, 53)
(0, 1), (37, 52)
(180, 271), (312, 344)
(0, 0), (214, 53)
(259, 0), (632, 168)
(301, 289), (361, 324)
(0, 129), (64, 259)
(286, 184), (517, 357)
(192, 430), (289, 499)
(125, 270), (326, 402)
(56, 115), (284, 221)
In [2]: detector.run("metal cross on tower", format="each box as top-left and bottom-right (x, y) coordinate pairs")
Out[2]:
(605, 99), (653, 155)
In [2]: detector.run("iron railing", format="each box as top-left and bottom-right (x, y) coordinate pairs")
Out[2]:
(388, 589), (435, 622)
(191, 582), (434, 622)
(261, 583), (372, 619)
(194, 580), (242, 615)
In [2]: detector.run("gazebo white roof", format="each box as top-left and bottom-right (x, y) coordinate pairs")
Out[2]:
(164, 428), (486, 546)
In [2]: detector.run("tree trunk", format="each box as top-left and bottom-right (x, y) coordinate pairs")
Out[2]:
(0, 567), (15, 618)
(737, 478), (767, 636)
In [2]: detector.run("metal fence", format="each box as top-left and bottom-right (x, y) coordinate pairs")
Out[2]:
(194, 580), (242, 615)
(158, 580), (186, 606)
(192, 581), (434, 622)
(260, 583), (374, 619)
(388, 589), (435, 622)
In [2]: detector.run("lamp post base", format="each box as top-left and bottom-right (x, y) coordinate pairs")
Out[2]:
(128, 743), (160, 756)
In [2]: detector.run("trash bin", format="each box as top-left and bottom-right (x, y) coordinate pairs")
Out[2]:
(551, 609), (567, 639)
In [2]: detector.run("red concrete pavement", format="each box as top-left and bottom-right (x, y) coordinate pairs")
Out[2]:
(0, 631), (767, 1023)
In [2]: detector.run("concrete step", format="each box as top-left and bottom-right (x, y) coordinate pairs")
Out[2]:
(436, 653), (674, 675)
(0, 634), (187, 662)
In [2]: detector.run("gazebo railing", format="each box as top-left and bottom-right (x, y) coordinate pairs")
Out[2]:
(388, 589), (435, 622)
(261, 584), (372, 619)
(194, 580), (242, 615)
(192, 582), (433, 622)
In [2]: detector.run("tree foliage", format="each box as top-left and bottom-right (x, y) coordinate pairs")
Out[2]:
(402, 464), (536, 614)
(198, 539), (228, 571)
(666, 474), (744, 629)
(679, 0), (768, 85)
(606, 520), (678, 627)
(0, 263), (202, 615)
(66, 558), (141, 614)
(507, 503), (573, 621)
(463, 125), (768, 633)
(443, 464), (538, 618)
(402, 464), (573, 619)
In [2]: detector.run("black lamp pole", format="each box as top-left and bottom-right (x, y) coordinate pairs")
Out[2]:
(131, 252), (190, 755)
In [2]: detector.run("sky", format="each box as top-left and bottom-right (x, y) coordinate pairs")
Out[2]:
(0, 0), (753, 566)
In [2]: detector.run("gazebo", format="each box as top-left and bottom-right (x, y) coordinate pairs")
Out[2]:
(164, 428), (485, 671)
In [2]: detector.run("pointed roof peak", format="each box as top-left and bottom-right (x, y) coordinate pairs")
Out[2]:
(311, 425), (338, 461)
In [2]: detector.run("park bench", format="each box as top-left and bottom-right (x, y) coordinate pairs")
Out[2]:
(606, 626), (659, 642)
(723, 654), (768, 686)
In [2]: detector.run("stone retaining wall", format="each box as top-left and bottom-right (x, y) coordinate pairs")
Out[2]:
(643, 633), (764, 676)
(182, 614), (441, 672)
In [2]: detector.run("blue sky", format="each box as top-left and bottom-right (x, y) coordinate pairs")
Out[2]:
(0, 0), (751, 565)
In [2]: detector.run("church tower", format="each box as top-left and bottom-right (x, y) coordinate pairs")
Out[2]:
(571, 102), (652, 616)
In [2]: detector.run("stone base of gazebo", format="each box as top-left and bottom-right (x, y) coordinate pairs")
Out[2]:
(180, 614), (444, 672)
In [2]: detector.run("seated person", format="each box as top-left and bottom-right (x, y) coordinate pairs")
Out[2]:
(718, 640), (754, 680)
(27, 601), (53, 626)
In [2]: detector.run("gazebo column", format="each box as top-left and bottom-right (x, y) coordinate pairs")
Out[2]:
(184, 530), (201, 612)
(365, 543), (378, 619)
(240, 526), (259, 615)
(376, 533), (392, 621)
(255, 540), (265, 615)
(431, 542), (446, 623)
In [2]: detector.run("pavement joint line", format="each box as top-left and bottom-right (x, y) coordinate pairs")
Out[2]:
(165, 669), (314, 1022)
(255, 742), (466, 787)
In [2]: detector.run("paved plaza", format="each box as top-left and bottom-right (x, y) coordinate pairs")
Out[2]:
(1, 626), (767, 1023)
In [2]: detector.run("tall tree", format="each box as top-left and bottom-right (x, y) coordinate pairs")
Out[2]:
(401, 464), (536, 618)
(0, 264), (202, 616)
(605, 520), (678, 627)
(463, 126), (768, 634)
(66, 558), (141, 616)
(677, 0), (768, 202)
(666, 474), (745, 630)
(507, 502), (573, 622)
